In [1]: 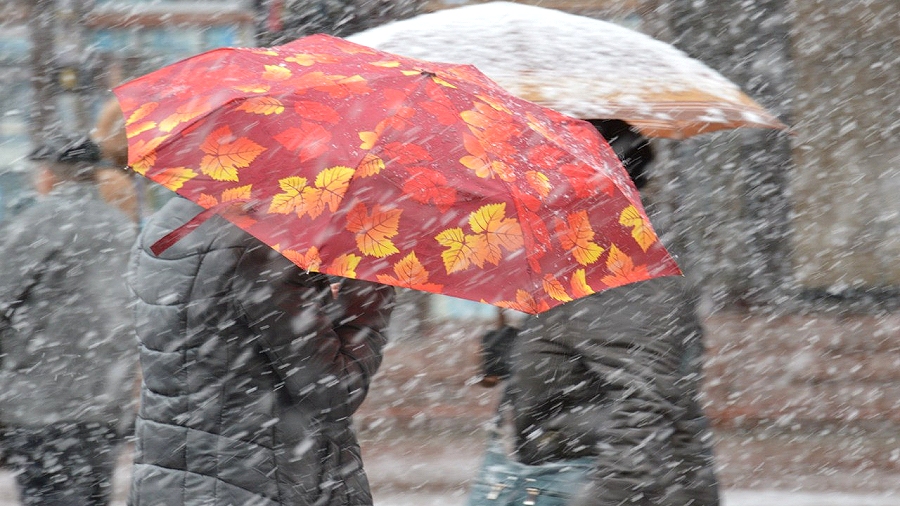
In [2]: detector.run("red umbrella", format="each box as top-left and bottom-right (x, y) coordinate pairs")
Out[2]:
(114, 34), (680, 314)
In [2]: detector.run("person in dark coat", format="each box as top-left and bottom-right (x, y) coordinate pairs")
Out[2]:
(505, 121), (720, 506)
(127, 195), (394, 506)
(0, 136), (138, 505)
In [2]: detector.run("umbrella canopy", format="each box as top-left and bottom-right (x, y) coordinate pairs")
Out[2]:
(113, 34), (680, 314)
(349, 1), (786, 139)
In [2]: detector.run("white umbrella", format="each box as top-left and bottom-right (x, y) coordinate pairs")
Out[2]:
(348, 1), (786, 139)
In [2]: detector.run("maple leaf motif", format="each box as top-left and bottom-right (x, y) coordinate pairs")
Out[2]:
(359, 131), (379, 150)
(300, 166), (354, 219)
(345, 203), (402, 258)
(525, 171), (551, 199)
(420, 81), (459, 125)
(555, 211), (605, 266)
(262, 64), (292, 81)
(600, 244), (651, 288)
(435, 228), (473, 274)
(467, 203), (524, 267)
(461, 101), (518, 157)
(221, 184), (253, 203)
(126, 102), (158, 126)
(159, 99), (209, 133)
(496, 289), (551, 315)
(460, 134), (516, 181)
(199, 126), (266, 182)
(237, 96), (284, 115)
(282, 247), (322, 272)
(285, 53), (341, 66)
(561, 163), (614, 199)
(619, 205), (659, 252)
(126, 121), (156, 138)
(571, 269), (595, 298)
(198, 193), (219, 209)
(268, 176), (308, 215)
(294, 100), (340, 124)
(232, 84), (270, 94)
(297, 73), (371, 98)
(325, 254), (361, 279)
(376, 252), (444, 292)
(370, 60), (401, 68)
(402, 168), (457, 213)
(128, 135), (169, 173)
(356, 154), (385, 177)
(273, 122), (332, 162)
(382, 142), (431, 165)
(542, 274), (573, 302)
(154, 168), (198, 192)
(125, 103), (158, 137)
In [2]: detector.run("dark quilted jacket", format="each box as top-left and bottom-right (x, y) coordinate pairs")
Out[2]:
(127, 197), (394, 506)
(510, 276), (720, 506)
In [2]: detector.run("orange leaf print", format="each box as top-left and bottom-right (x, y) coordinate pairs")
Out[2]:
(376, 252), (444, 292)
(198, 193), (219, 209)
(435, 228), (474, 274)
(496, 290), (551, 315)
(159, 99), (209, 133)
(221, 184), (252, 203)
(154, 167), (197, 191)
(555, 211), (604, 266)
(560, 163), (615, 199)
(619, 205), (658, 252)
(296, 72), (371, 98)
(126, 102), (158, 126)
(571, 269), (595, 298)
(356, 154), (385, 177)
(325, 254), (361, 278)
(128, 135), (170, 174)
(525, 171), (551, 199)
(467, 203), (524, 267)
(294, 100), (341, 124)
(262, 64), (292, 81)
(273, 122), (332, 162)
(199, 126), (266, 182)
(283, 247), (322, 272)
(268, 176), (308, 215)
(382, 142), (431, 165)
(600, 244), (651, 288)
(420, 81), (459, 125)
(402, 168), (457, 213)
(125, 102), (158, 137)
(542, 274), (573, 302)
(460, 134), (515, 181)
(237, 96), (284, 115)
(345, 203), (402, 258)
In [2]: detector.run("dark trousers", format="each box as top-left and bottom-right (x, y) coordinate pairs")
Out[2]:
(3, 422), (119, 506)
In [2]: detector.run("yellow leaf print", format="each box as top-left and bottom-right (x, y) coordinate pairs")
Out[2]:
(268, 176), (308, 215)
(262, 65), (292, 81)
(619, 205), (658, 252)
(542, 274), (573, 302)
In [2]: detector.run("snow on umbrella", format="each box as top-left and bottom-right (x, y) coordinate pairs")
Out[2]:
(113, 34), (680, 314)
(349, 1), (787, 139)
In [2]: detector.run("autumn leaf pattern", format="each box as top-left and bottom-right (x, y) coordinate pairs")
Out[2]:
(113, 33), (679, 314)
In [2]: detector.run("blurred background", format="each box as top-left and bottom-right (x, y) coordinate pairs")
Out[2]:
(1, 0), (898, 502)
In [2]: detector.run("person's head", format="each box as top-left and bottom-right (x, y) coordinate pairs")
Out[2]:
(590, 119), (654, 190)
(29, 136), (102, 193)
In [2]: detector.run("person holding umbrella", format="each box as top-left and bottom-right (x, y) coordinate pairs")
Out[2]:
(0, 136), (138, 505)
(126, 194), (394, 505)
(472, 121), (721, 506)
